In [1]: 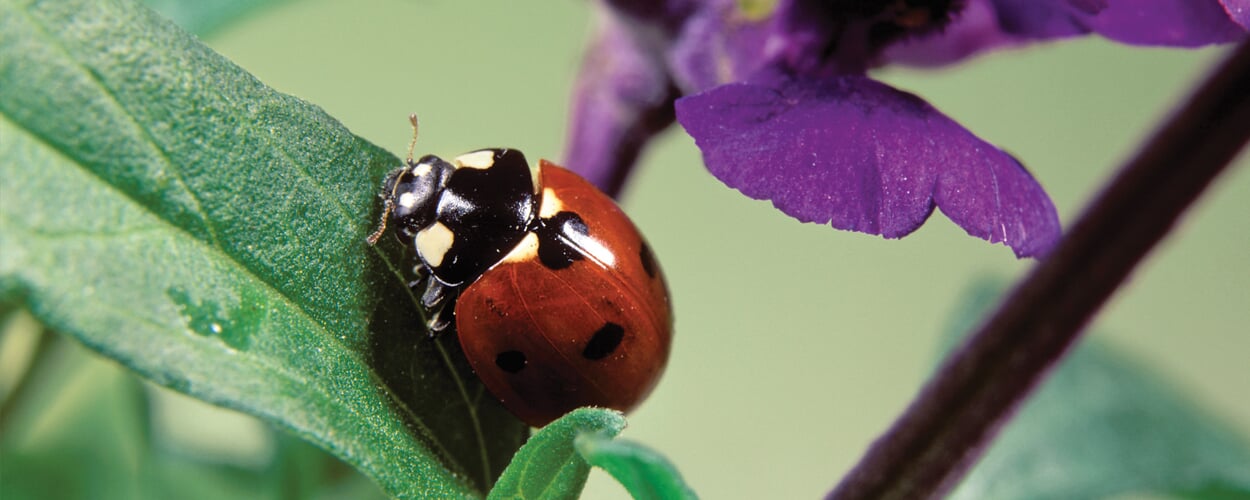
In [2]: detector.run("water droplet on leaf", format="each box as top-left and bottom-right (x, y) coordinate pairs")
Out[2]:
(167, 287), (263, 351)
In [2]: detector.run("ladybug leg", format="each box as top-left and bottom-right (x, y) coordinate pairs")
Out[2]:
(420, 278), (450, 309)
(427, 296), (458, 335)
(408, 263), (430, 288)
(419, 278), (460, 336)
(401, 266), (457, 336)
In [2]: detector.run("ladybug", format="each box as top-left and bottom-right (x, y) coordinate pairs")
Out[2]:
(369, 116), (672, 427)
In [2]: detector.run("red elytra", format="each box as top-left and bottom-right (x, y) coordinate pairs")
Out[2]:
(454, 161), (672, 427)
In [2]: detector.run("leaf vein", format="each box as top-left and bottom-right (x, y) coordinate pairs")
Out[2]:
(14, 5), (224, 251)
(0, 115), (469, 487)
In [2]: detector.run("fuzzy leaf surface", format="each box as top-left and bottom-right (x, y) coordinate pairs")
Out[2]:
(574, 432), (697, 500)
(489, 408), (627, 500)
(0, 0), (527, 496)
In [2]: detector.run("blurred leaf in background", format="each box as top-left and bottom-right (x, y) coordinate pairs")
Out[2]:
(142, 0), (292, 36)
(945, 283), (1250, 499)
(0, 320), (388, 500)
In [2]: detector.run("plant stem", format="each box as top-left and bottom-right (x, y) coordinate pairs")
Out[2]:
(828, 38), (1250, 500)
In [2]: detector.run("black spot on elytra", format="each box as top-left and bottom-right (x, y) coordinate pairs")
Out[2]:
(639, 241), (657, 278)
(536, 211), (589, 270)
(582, 322), (624, 360)
(496, 350), (527, 373)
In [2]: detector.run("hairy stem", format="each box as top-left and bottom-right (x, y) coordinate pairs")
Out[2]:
(828, 39), (1250, 500)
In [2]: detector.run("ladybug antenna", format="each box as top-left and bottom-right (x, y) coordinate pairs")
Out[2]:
(367, 114), (421, 245)
(365, 196), (393, 245)
(406, 113), (420, 164)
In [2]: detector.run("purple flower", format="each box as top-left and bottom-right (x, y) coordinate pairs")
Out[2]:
(987, 0), (1246, 45)
(563, 0), (1248, 258)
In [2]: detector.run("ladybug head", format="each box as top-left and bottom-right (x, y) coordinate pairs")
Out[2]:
(373, 154), (454, 246)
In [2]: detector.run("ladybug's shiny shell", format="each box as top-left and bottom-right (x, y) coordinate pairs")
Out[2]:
(454, 162), (671, 426)
(378, 148), (672, 428)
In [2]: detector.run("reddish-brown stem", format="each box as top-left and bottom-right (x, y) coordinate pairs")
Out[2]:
(828, 38), (1250, 500)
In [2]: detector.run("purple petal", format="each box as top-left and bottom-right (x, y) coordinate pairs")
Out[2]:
(884, 0), (1021, 67)
(990, 0), (1090, 39)
(667, 0), (775, 93)
(993, 0), (1246, 46)
(563, 10), (680, 198)
(1222, 0), (1250, 29)
(674, 72), (1060, 258)
(600, 0), (697, 31)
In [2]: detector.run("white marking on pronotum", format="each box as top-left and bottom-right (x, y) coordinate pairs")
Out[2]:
(412, 161), (433, 177)
(453, 150), (496, 169)
(500, 232), (540, 264)
(416, 222), (455, 267)
(397, 192), (418, 210)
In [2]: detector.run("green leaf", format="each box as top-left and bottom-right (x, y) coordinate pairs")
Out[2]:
(1, 337), (153, 500)
(574, 433), (698, 500)
(946, 282), (1250, 499)
(489, 408), (628, 500)
(0, 309), (45, 410)
(142, 0), (293, 35)
(0, 0), (527, 497)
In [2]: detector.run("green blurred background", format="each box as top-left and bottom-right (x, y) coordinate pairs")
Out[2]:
(13, 1), (1250, 498)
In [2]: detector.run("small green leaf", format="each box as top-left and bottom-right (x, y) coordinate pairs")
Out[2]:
(0, 0), (526, 496)
(489, 408), (628, 500)
(574, 433), (698, 500)
(946, 282), (1250, 499)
